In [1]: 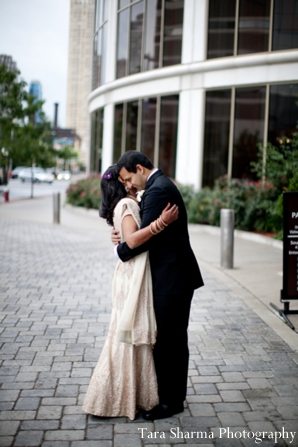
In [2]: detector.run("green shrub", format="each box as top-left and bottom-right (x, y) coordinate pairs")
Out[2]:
(66, 175), (101, 209)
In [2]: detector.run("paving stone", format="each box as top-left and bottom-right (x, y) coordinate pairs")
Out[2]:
(14, 430), (44, 446)
(45, 430), (85, 441)
(20, 420), (60, 430)
(86, 424), (113, 440)
(0, 421), (20, 435)
(219, 390), (246, 402)
(15, 397), (40, 410)
(37, 406), (63, 420)
(61, 414), (87, 430)
(0, 436), (13, 447)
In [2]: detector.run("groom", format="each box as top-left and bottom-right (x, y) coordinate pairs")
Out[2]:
(114, 150), (204, 420)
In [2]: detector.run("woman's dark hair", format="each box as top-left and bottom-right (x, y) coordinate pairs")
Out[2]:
(117, 150), (154, 173)
(99, 165), (126, 226)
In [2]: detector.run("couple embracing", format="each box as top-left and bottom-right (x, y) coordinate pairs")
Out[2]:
(83, 150), (204, 421)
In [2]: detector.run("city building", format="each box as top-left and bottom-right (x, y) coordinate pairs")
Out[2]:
(88, 0), (298, 189)
(0, 54), (18, 72)
(29, 81), (42, 124)
(66, 0), (95, 170)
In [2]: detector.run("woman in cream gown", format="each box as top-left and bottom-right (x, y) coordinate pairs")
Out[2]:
(82, 165), (178, 420)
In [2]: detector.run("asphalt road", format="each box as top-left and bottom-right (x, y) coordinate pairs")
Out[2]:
(0, 177), (71, 203)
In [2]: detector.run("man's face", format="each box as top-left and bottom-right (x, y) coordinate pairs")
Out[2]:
(119, 166), (147, 191)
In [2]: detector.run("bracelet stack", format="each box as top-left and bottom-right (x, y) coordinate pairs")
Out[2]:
(150, 215), (168, 235)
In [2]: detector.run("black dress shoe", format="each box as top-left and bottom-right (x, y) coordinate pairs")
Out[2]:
(143, 403), (184, 421)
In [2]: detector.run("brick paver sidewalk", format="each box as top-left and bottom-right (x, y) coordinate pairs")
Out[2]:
(1, 216), (298, 447)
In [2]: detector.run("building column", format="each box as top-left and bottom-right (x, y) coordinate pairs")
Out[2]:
(182, 0), (208, 64)
(175, 89), (205, 190)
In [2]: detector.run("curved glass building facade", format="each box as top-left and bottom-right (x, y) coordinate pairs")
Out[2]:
(89, 0), (298, 189)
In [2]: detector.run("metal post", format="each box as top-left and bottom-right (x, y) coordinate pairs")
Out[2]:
(220, 209), (234, 269)
(53, 192), (60, 224)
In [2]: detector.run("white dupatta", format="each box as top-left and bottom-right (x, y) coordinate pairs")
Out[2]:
(114, 199), (157, 346)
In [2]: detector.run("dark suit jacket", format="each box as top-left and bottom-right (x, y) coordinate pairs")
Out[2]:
(116, 170), (204, 295)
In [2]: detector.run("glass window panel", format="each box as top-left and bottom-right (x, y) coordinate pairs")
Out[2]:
(163, 0), (184, 67)
(203, 90), (231, 187)
(90, 111), (97, 172)
(237, 0), (270, 55)
(232, 87), (266, 180)
(207, 0), (236, 59)
(92, 31), (102, 89)
(103, 0), (108, 22)
(141, 97), (156, 162)
(126, 101), (139, 151)
(129, 1), (144, 75)
(143, 0), (161, 71)
(116, 8), (129, 78)
(272, 0), (298, 51)
(101, 23), (107, 85)
(95, 0), (102, 31)
(268, 84), (298, 144)
(113, 104), (124, 163)
(158, 95), (179, 178)
(119, 0), (130, 9)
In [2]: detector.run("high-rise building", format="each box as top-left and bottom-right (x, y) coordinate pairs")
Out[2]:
(88, 0), (298, 188)
(66, 0), (95, 170)
(0, 55), (17, 72)
(29, 81), (42, 124)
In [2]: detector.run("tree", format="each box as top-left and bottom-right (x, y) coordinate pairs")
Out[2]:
(0, 63), (56, 196)
(57, 145), (78, 170)
(0, 63), (27, 184)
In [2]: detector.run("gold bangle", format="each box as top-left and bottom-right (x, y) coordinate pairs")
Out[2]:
(156, 218), (164, 231)
(150, 222), (158, 235)
(154, 220), (160, 233)
(160, 215), (168, 227)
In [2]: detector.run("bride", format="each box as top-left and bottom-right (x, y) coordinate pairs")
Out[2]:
(82, 165), (178, 420)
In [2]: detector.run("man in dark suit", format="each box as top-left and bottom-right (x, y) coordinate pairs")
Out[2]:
(114, 150), (204, 420)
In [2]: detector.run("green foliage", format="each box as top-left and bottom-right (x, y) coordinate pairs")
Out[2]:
(177, 176), (282, 234)
(0, 63), (55, 184)
(251, 136), (298, 192)
(66, 175), (101, 209)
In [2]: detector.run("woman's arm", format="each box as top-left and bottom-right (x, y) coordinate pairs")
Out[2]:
(122, 203), (178, 249)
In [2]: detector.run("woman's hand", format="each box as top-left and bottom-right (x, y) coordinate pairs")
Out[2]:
(161, 203), (179, 225)
(111, 229), (121, 245)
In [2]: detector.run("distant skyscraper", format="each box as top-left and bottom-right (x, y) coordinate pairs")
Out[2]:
(29, 81), (42, 124)
(0, 54), (17, 72)
(66, 0), (95, 170)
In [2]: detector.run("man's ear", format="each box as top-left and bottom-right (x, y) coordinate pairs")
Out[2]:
(136, 164), (144, 174)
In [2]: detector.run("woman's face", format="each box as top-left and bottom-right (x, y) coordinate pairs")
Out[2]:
(118, 176), (137, 197)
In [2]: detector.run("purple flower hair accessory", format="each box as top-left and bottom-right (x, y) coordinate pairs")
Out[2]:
(103, 172), (112, 180)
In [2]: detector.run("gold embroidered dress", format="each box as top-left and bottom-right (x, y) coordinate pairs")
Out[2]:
(82, 198), (159, 420)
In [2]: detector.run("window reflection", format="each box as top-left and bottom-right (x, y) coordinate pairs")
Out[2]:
(129, 1), (144, 75)
(207, 0), (298, 59)
(237, 0), (270, 55)
(163, 0), (184, 67)
(143, 0), (161, 71)
(203, 90), (231, 187)
(159, 95), (179, 178)
(207, 0), (236, 59)
(268, 84), (298, 143)
(90, 109), (104, 173)
(141, 97), (156, 162)
(232, 87), (266, 179)
(117, 8), (129, 78)
(272, 0), (298, 51)
(126, 101), (139, 151)
(112, 95), (179, 176)
(93, 0), (108, 89)
(113, 104), (124, 163)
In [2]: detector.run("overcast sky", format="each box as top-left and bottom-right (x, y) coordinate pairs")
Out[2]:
(0, 0), (70, 127)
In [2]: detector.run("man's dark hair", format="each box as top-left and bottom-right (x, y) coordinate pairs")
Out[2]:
(99, 165), (126, 226)
(117, 150), (154, 173)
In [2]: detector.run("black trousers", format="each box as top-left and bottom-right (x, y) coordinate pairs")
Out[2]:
(152, 289), (194, 407)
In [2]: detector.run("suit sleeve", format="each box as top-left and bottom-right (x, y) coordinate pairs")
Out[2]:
(116, 186), (170, 262)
